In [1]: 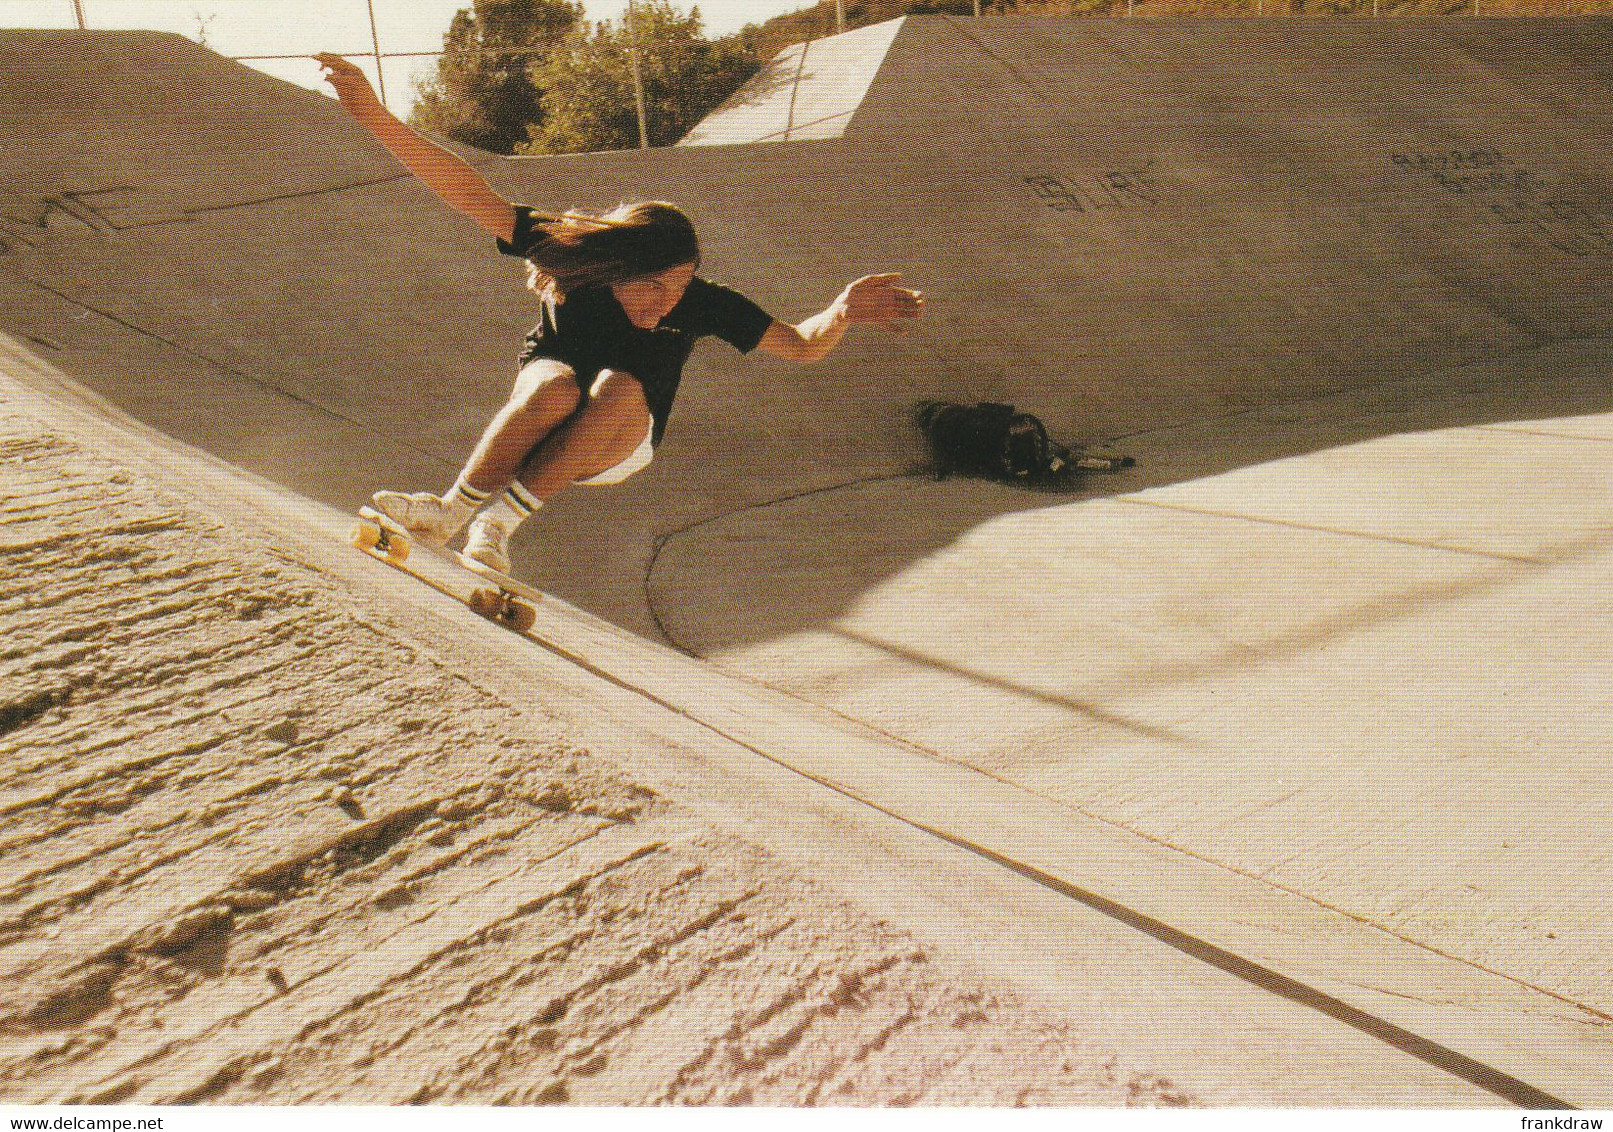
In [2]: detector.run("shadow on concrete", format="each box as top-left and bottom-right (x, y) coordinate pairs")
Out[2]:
(642, 336), (1613, 656)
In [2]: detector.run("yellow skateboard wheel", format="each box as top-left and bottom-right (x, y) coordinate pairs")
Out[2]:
(468, 588), (503, 621)
(351, 518), (410, 563)
(350, 521), (381, 552)
(505, 601), (537, 634)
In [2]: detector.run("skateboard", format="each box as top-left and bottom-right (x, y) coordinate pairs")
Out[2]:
(1071, 449), (1136, 473)
(351, 506), (541, 633)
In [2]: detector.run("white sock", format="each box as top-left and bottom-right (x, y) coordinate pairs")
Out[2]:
(447, 476), (492, 516)
(479, 483), (541, 532)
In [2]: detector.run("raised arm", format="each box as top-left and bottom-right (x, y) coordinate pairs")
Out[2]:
(315, 53), (514, 243)
(757, 273), (925, 364)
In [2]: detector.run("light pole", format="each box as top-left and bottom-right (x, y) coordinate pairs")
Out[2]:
(365, 0), (388, 108)
(70, 0), (86, 29)
(626, 0), (650, 150)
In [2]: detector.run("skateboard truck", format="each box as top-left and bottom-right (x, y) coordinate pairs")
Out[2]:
(351, 510), (411, 562)
(455, 552), (539, 633)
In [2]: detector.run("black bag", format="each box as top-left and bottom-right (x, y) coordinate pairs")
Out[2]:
(915, 400), (1133, 486)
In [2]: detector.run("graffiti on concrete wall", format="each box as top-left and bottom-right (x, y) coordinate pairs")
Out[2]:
(1393, 151), (1613, 258)
(1026, 160), (1160, 215)
(0, 188), (131, 256)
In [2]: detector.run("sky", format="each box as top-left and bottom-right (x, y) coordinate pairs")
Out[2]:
(0, 0), (816, 113)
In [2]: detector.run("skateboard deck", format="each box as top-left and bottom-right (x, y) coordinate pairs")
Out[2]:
(351, 506), (541, 633)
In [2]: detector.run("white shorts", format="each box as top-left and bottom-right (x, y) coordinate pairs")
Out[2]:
(576, 427), (654, 486)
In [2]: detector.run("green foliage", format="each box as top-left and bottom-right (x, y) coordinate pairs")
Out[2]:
(521, 2), (759, 155)
(410, 0), (582, 155)
(726, 1), (922, 60)
(729, 0), (1602, 47)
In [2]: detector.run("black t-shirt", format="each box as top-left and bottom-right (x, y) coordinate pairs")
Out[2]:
(498, 206), (774, 446)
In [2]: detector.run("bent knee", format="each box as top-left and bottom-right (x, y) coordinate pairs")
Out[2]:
(510, 360), (582, 419)
(588, 369), (651, 425)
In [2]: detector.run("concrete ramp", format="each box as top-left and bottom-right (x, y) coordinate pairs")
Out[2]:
(4, 18), (1613, 1103)
(679, 18), (908, 144)
(0, 32), (400, 220)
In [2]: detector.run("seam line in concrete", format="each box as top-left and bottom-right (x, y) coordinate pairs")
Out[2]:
(642, 470), (918, 650)
(181, 172), (411, 216)
(156, 148), (504, 221)
(939, 16), (1053, 103)
(1117, 495), (1550, 564)
(13, 274), (453, 472)
(906, 825), (1575, 1111)
(716, 109), (856, 146)
(1477, 423), (1613, 444)
(1104, 331), (1613, 449)
(674, 631), (1613, 1031)
(782, 37), (811, 142)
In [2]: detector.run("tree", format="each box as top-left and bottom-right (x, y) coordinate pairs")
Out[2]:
(730, 0), (987, 60)
(410, 0), (583, 155)
(521, 3), (759, 155)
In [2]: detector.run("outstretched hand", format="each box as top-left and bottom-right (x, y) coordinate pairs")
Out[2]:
(836, 273), (925, 333)
(314, 53), (380, 109)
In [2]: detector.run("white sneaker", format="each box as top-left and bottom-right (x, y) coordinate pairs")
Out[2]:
(370, 490), (470, 547)
(462, 515), (513, 574)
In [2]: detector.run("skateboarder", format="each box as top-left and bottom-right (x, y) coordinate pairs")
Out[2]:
(317, 53), (924, 572)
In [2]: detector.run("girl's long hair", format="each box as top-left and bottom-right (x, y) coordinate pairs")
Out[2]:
(525, 201), (701, 301)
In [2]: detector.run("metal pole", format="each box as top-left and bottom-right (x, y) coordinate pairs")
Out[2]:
(70, 0), (86, 29)
(626, 0), (650, 150)
(365, 0), (389, 108)
(836, 0), (846, 32)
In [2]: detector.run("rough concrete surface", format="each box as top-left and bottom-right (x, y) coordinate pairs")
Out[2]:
(2, 14), (1613, 1109)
